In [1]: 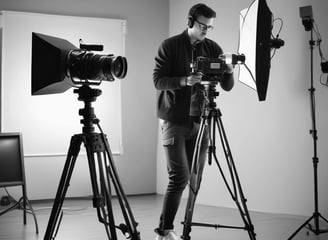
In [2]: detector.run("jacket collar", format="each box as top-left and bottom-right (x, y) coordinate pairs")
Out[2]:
(182, 29), (203, 47)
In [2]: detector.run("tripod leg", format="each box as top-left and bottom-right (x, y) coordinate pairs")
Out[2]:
(84, 133), (140, 240)
(101, 134), (140, 240)
(182, 118), (207, 240)
(44, 135), (82, 240)
(84, 134), (118, 240)
(215, 115), (256, 240)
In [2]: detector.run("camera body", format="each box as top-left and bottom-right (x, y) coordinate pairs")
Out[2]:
(192, 56), (226, 76)
(191, 56), (226, 82)
(31, 33), (128, 95)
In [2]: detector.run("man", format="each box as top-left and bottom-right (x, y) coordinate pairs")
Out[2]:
(153, 3), (234, 240)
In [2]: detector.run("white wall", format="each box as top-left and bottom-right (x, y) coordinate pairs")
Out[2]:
(157, 0), (328, 216)
(1, 0), (328, 218)
(0, 0), (168, 200)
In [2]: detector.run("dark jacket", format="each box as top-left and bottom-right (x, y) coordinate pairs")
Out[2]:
(153, 30), (232, 123)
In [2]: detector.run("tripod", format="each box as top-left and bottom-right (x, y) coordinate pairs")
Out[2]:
(44, 85), (140, 240)
(181, 82), (256, 240)
(288, 21), (328, 240)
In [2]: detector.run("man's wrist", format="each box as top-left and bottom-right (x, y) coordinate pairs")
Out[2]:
(180, 76), (188, 87)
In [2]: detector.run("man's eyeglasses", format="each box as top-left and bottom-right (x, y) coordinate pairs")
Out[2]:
(194, 19), (214, 31)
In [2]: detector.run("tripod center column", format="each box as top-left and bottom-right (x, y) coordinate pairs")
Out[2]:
(74, 85), (102, 134)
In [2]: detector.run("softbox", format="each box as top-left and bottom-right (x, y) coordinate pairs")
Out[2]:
(239, 0), (283, 101)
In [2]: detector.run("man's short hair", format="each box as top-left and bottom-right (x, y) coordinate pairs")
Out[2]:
(188, 3), (216, 20)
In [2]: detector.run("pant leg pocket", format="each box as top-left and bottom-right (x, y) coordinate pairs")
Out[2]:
(161, 121), (176, 145)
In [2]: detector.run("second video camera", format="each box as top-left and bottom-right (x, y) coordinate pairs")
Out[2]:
(191, 54), (245, 83)
(191, 56), (226, 77)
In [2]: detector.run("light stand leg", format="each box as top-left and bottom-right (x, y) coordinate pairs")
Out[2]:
(25, 197), (39, 234)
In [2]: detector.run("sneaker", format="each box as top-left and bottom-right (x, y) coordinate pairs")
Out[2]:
(155, 234), (164, 240)
(164, 230), (180, 240)
(155, 229), (180, 240)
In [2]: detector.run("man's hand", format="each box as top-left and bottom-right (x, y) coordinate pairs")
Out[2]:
(225, 64), (234, 74)
(186, 72), (203, 86)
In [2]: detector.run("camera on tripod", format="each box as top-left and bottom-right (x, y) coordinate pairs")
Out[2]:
(191, 56), (226, 79)
(31, 32), (128, 95)
(31, 32), (140, 240)
(191, 54), (245, 84)
(67, 41), (127, 84)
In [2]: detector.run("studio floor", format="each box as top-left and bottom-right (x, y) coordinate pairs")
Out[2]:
(0, 194), (328, 240)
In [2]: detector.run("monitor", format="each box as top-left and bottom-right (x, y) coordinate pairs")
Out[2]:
(0, 133), (24, 186)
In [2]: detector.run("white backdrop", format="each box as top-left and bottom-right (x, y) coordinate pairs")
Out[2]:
(1, 11), (126, 156)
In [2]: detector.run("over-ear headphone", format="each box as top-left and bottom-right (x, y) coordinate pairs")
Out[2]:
(187, 3), (206, 28)
(187, 15), (194, 28)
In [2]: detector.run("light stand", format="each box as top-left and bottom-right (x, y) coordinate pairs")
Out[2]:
(181, 81), (256, 240)
(288, 17), (328, 240)
(44, 85), (140, 240)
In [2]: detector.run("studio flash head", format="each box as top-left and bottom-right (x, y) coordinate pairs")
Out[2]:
(219, 53), (246, 65)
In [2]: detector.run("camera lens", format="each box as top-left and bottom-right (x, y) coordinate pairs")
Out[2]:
(111, 56), (128, 79)
(67, 50), (127, 82)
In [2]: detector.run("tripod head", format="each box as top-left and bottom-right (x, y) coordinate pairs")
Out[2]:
(201, 81), (220, 116)
(74, 84), (102, 134)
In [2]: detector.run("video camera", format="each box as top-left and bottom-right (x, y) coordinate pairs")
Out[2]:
(31, 32), (128, 95)
(191, 56), (226, 77)
(190, 54), (245, 83)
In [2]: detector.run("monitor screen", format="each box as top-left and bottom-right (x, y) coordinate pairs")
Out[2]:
(0, 133), (23, 185)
